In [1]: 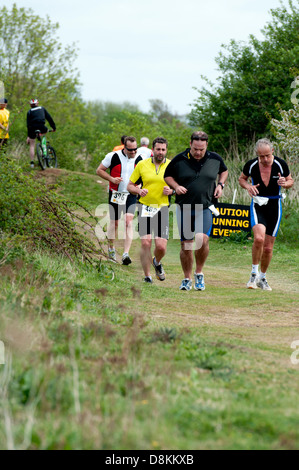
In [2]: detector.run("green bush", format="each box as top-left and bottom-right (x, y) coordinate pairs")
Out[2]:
(0, 157), (102, 263)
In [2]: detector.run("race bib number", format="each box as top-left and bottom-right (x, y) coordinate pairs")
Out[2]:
(141, 205), (160, 218)
(110, 191), (128, 205)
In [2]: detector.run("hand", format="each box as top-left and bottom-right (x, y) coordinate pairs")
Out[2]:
(51, 128), (56, 132)
(175, 185), (188, 195)
(139, 188), (149, 197)
(26, 137), (30, 145)
(214, 186), (222, 198)
(112, 177), (123, 185)
(277, 173), (287, 187)
(163, 186), (173, 196)
(248, 183), (260, 196)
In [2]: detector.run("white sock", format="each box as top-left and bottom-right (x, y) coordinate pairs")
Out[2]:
(251, 264), (259, 275)
(259, 272), (267, 279)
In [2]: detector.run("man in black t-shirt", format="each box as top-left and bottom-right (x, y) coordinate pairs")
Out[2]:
(239, 138), (294, 291)
(164, 131), (228, 291)
(26, 99), (56, 168)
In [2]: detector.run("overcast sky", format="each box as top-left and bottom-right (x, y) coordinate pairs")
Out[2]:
(13, 0), (284, 115)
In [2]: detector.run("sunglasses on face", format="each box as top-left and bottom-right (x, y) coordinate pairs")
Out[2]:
(126, 147), (138, 152)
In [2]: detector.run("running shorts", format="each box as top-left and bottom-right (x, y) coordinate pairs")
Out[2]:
(137, 205), (169, 239)
(250, 199), (282, 237)
(108, 191), (137, 221)
(176, 205), (213, 241)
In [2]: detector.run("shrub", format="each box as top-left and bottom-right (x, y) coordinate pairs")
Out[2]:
(0, 157), (103, 263)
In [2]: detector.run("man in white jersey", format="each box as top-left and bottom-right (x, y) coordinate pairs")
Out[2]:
(96, 136), (143, 264)
(137, 136), (152, 159)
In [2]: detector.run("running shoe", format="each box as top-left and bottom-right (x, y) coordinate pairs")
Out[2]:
(194, 273), (205, 291)
(108, 248), (116, 262)
(256, 277), (272, 291)
(179, 279), (192, 291)
(247, 273), (258, 289)
(152, 257), (165, 281)
(122, 252), (132, 265)
(143, 276), (153, 284)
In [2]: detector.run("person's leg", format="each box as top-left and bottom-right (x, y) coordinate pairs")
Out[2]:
(140, 235), (152, 277)
(107, 202), (119, 260)
(180, 240), (194, 279)
(256, 234), (276, 289)
(260, 234), (276, 274)
(194, 233), (210, 273)
(107, 220), (118, 249)
(153, 237), (167, 264)
(246, 224), (266, 288)
(252, 224), (266, 265)
(28, 138), (36, 161)
(123, 213), (134, 254)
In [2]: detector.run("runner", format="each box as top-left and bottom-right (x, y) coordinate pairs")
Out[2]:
(164, 131), (228, 291)
(239, 138), (294, 291)
(0, 98), (9, 151)
(127, 137), (173, 283)
(113, 135), (127, 152)
(96, 136), (143, 265)
(137, 136), (153, 159)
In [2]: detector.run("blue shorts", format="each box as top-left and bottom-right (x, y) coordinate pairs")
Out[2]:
(176, 205), (213, 241)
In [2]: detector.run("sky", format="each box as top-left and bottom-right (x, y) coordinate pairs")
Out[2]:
(12, 0), (285, 116)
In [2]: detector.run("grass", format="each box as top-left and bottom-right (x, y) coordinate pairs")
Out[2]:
(0, 167), (299, 450)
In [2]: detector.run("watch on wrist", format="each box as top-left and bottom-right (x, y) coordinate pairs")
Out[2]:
(218, 182), (225, 189)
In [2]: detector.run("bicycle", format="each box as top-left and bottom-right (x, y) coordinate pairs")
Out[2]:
(35, 129), (57, 170)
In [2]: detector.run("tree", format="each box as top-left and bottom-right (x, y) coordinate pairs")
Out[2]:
(271, 76), (299, 161)
(149, 99), (178, 122)
(0, 3), (80, 108)
(189, 0), (299, 153)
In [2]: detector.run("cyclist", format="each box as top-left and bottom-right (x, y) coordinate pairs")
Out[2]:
(26, 99), (56, 169)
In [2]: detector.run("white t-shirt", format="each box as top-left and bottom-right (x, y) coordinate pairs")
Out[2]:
(137, 146), (152, 159)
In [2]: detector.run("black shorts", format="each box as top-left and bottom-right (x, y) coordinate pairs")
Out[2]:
(250, 199), (282, 237)
(28, 125), (48, 139)
(108, 191), (137, 221)
(138, 205), (169, 239)
(177, 205), (213, 241)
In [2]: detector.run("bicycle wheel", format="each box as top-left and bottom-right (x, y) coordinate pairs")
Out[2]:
(46, 145), (57, 168)
(36, 142), (47, 170)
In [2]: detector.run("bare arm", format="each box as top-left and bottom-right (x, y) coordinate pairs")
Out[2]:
(239, 172), (260, 197)
(96, 163), (123, 185)
(127, 180), (148, 198)
(164, 176), (187, 195)
(278, 173), (294, 189)
(214, 170), (229, 198)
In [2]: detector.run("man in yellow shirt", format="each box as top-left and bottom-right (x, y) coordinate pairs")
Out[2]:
(127, 137), (173, 283)
(0, 98), (9, 151)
